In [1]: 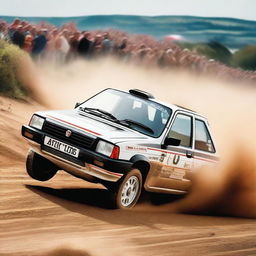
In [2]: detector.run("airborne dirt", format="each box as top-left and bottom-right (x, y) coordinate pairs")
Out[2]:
(0, 58), (256, 256)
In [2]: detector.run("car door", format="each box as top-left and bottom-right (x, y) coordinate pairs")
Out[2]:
(145, 112), (194, 193)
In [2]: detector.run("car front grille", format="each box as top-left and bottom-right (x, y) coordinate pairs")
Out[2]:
(42, 121), (96, 149)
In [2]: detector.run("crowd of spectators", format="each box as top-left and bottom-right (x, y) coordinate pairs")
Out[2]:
(0, 18), (255, 83)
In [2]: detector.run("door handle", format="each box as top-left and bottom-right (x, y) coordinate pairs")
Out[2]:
(186, 151), (193, 158)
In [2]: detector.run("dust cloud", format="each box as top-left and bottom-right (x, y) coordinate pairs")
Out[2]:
(19, 57), (256, 218)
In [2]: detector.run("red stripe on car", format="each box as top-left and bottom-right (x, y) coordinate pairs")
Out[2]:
(147, 147), (186, 157)
(148, 147), (217, 163)
(47, 115), (102, 136)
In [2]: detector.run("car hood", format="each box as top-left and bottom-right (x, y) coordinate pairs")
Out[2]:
(37, 109), (149, 143)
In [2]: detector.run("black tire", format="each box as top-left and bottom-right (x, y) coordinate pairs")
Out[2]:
(26, 151), (58, 181)
(113, 169), (142, 209)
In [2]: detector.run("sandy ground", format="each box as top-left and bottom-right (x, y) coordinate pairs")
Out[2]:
(1, 96), (256, 256)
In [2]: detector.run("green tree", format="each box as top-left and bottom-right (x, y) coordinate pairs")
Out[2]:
(193, 41), (232, 65)
(232, 45), (256, 70)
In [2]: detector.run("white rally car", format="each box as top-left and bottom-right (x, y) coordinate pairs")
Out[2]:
(22, 88), (218, 208)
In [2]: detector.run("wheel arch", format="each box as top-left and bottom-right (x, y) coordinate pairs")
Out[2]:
(130, 155), (150, 182)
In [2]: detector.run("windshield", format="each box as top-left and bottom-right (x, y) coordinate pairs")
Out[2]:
(79, 89), (172, 137)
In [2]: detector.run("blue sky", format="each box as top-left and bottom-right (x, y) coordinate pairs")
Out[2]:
(1, 0), (256, 20)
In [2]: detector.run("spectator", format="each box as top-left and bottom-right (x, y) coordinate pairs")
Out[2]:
(67, 31), (81, 60)
(136, 44), (147, 60)
(102, 32), (113, 54)
(12, 25), (25, 48)
(46, 29), (58, 60)
(0, 22), (7, 40)
(77, 31), (92, 57)
(32, 29), (48, 59)
(144, 48), (158, 66)
(8, 18), (21, 39)
(117, 37), (128, 57)
(9, 18), (21, 30)
(91, 34), (103, 56)
(23, 33), (33, 53)
(55, 29), (70, 62)
(30, 26), (37, 38)
(23, 24), (32, 36)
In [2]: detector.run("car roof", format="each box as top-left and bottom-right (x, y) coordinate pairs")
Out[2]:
(124, 89), (206, 120)
(151, 98), (206, 119)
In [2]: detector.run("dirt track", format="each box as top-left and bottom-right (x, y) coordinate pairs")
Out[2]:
(1, 96), (256, 256)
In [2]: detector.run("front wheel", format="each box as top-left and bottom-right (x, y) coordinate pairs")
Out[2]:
(114, 169), (142, 209)
(26, 151), (58, 181)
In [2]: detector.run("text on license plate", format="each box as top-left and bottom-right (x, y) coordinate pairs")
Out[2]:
(44, 136), (79, 158)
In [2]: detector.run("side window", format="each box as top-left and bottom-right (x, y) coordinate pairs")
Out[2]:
(168, 114), (192, 147)
(195, 119), (215, 153)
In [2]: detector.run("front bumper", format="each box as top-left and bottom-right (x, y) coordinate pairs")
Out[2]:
(22, 125), (133, 182)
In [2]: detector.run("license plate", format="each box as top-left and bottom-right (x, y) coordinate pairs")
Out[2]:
(44, 136), (79, 158)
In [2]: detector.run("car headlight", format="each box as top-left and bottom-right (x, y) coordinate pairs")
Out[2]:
(96, 140), (119, 159)
(29, 115), (45, 130)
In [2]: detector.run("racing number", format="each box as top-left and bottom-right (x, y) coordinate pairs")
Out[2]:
(173, 154), (180, 165)
(160, 153), (166, 162)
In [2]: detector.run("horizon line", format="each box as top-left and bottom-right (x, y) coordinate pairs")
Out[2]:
(0, 14), (255, 22)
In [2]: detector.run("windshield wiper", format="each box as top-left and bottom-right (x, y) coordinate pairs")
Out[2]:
(79, 107), (154, 134)
(79, 107), (118, 121)
(121, 119), (154, 134)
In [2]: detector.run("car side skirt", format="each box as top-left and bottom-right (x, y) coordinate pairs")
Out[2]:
(144, 184), (187, 195)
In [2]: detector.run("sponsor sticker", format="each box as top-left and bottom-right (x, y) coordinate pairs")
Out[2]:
(126, 146), (147, 152)
(159, 166), (185, 180)
(169, 169), (186, 180)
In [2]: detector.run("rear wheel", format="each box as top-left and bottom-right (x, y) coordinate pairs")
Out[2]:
(26, 151), (58, 181)
(114, 169), (142, 209)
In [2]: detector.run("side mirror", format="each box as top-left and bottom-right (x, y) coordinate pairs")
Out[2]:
(75, 102), (81, 109)
(164, 137), (181, 146)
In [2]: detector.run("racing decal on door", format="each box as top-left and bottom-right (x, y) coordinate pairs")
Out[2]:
(159, 153), (167, 163)
(173, 154), (180, 165)
(159, 165), (187, 180)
